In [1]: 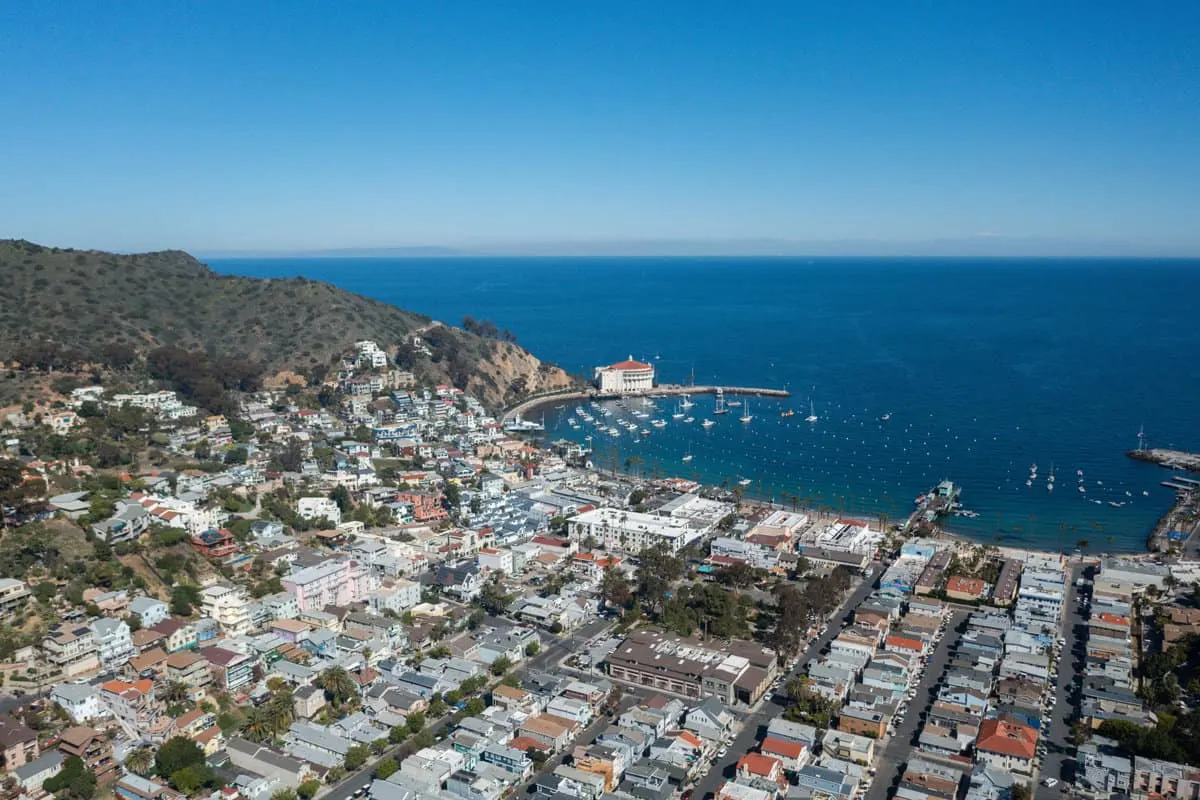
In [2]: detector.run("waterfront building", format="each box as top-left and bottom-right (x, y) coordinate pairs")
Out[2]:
(593, 356), (654, 394)
(568, 507), (705, 555)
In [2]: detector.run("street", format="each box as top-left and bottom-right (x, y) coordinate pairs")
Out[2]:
(863, 609), (968, 800)
(690, 563), (884, 800)
(1034, 564), (1083, 800)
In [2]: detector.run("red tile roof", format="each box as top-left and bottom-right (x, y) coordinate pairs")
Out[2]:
(608, 358), (652, 371)
(946, 576), (987, 596)
(977, 718), (1038, 760)
(761, 736), (806, 760)
(737, 752), (782, 777)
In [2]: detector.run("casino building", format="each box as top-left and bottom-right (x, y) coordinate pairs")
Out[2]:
(594, 356), (655, 394)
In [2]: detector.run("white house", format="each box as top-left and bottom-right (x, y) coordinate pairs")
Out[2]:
(296, 497), (342, 526)
(90, 618), (135, 669)
(129, 596), (170, 628)
(50, 683), (110, 723)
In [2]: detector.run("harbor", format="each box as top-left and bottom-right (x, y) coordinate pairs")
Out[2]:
(501, 383), (791, 425)
(1127, 447), (1200, 472)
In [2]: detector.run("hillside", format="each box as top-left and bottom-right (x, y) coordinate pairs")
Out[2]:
(0, 239), (575, 408)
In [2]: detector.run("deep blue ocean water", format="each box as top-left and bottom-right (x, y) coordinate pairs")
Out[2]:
(211, 256), (1200, 553)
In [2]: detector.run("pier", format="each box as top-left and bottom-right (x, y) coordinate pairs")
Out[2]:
(1146, 482), (1200, 553)
(501, 383), (791, 424)
(1127, 448), (1200, 473)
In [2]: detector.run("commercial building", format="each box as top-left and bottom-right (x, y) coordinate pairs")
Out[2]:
(568, 507), (705, 555)
(594, 357), (654, 394)
(605, 629), (777, 706)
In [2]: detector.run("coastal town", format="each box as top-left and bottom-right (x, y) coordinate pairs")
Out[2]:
(1, 344), (1199, 800)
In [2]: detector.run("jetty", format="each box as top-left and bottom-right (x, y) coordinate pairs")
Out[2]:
(501, 383), (791, 424)
(1127, 448), (1200, 473)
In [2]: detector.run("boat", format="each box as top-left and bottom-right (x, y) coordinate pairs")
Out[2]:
(781, 409), (795, 418)
(1142, 490), (1150, 496)
(1108, 501), (1124, 508)
(683, 416), (695, 423)
(640, 429), (650, 436)
(651, 419), (667, 428)
(702, 419), (715, 428)
(805, 399), (818, 423)
(680, 393), (694, 409)
(1078, 486), (1086, 493)
(740, 401), (753, 423)
(1026, 479), (1033, 487)
(682, 445), (693, 463)
(1077, 469), (1084, 477)
(880, 412), (891, 421)
(1048, 464), (1055, 483)
(738, 478), (752, 487)
(727, 398), (742, 408)
(713, 389), (729, 415)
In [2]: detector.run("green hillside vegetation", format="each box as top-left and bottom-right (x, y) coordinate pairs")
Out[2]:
(0, 240), (572, 408)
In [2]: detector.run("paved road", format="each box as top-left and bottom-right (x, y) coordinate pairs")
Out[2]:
(864, 609), (968, 800)
(690, 563), (884, 800)
(1035, 564), (1083, 800)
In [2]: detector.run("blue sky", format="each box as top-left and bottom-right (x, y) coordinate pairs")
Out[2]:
(2, 2), (1199, 255)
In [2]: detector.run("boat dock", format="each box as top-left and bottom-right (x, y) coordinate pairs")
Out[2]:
(1127, 448), (1200, 473)
(1146, 481), (1200, 553)
(501, 383), (791, 424)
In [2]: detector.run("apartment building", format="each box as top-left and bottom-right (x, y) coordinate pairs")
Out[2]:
(90, 618), (135, 669)
(200, 583), (254, 636)
(43, 624), (100, 677)
(58, 725), (118, 783)
(283, 558), (381, 612)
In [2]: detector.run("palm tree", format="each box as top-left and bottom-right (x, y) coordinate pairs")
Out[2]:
(125, 747), (154, 777)
(243, 707), (274, 743)
(265, 688), (295, 734)
(319, 667), (358, 707)
(161, 681), (191, 705)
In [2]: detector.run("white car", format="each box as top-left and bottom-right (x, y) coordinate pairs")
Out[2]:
(1043, 779), (1058, 788)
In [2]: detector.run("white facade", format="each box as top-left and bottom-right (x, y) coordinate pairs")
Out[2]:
(90, 618), (135, 669)
(50, 683), (110, 723)
(297, 497), (342, 527)
(568, 507), (702, 554)
(369, 580), (422, 615)
(477, 549), (514, 574)
(129, 596), (170, 627)
(593, 356), (654, 394)
(201, 583), (255, 636)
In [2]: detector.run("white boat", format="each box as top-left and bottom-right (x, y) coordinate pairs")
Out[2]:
(1079, 486), (1086, 493)
(1048, 463), (1055, 483)
(683, 416), (695, 424)
(1142, 490), (1150, 496)
(728, 399), (742, 408)
(640, 429), (650, 436)
(714, 389), (729, 415)
(738, 478), (752, 487)
(1077, 469), (1084, 477)
(1026, 479), (1033, 487)
(651, 419), (667, 428)
(681, 445), (693, 463)
(680, 393), (694, 409)
(740, 401), (753, 423)
(805, 399), (818, 423)
(880, 412), (891, 421)
(1047, 481), (1054, 492)
(701, 419), (715, 428)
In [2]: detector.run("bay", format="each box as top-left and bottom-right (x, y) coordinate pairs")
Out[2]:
(211, 256), (1200, 553)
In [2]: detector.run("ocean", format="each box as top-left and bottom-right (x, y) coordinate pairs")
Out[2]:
(211, 256), (1200, 553)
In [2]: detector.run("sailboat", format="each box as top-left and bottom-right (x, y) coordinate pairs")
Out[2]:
(713, 389), (729, 415)
(805, 399), (818, 423)
(681, 444), (693, 463)
(671, 401), (685, 420)
(740, 400), (753, 423)
(680, 393), (694, 409)
(701, 418), (715, 428)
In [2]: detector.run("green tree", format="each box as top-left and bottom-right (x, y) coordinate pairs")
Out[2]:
(296, 780), (321, 800)
(329, 485), (353, 515)
(125, 747), (155, 777)
(413, 729), (435, 749)
(464, 697), (486, 716)
(525, 641), (540, 657)
(405, 711), (425, 734)
(374, 758), (399, 779)
(170, 764), (215, 794)
(155, 736), (205, 779)
(43, 755), (97, 800)
(272, 791), (298, 800)
(427, 696), (448, 718)
(388, 725), (408, 744)
(491, 656), (513, 676)
(318, 666), (358, 707)
(344, 744), (370, 771)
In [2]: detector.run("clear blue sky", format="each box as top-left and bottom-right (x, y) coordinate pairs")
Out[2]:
(3, 2), (1199, 255)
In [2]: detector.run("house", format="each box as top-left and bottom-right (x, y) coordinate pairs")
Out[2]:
(127, 647), (170, 680)
(200, 583), (254, 636)
(715, 782), (775, 800)
(166, 650), (212, 694)
(113, 774), (187, 800)
(43, 623), (100, 677)
(224, 739), (314, 791)
(50, 682), (109, 724)
(202, 647), (256, 693)
(427, 563), (484, 602)
(58, 725), (118, 783)
(101, 679), (172, 741)
(129, 597), (170, 628)
(91, 618), (135, 669)
(517, 714), (576, 751)
(1077, 737), (1133, 797)
(760, 736), (810, 773)
(0, 714), (39, 771)
(821, 730), (876, 765)
(975, 718), (1038, 778)
(737, 752), (786, 788)
(684, 697), (735, 741)
(838, 706), (888, 739)
(13, 750), (63, 799)
(150, 619), (196, 652)
(297, 497), (341, 526)
(477, 548), (514, 574)
(766, 718), (818, 748)
(293, 686), (326, 720)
